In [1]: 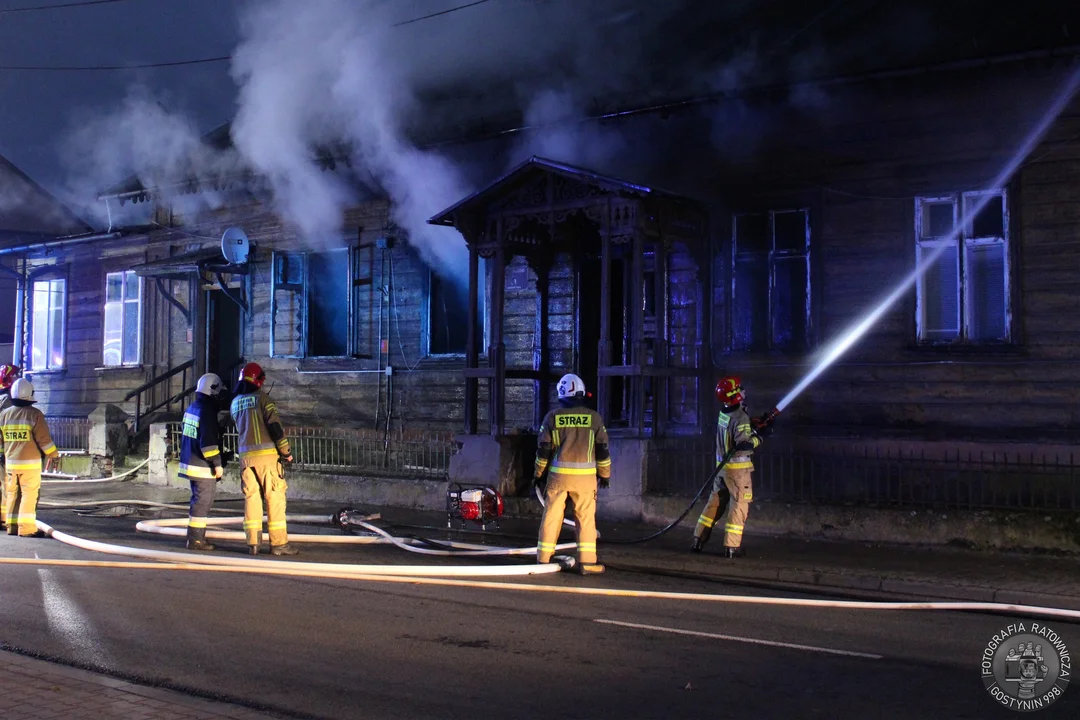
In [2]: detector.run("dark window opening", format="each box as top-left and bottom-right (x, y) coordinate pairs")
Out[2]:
(429, 271), (471, 355)
(308, 249), (349, 357)
(271, 253), (304, 358)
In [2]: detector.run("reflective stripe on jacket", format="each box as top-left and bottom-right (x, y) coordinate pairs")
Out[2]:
(0, 405), (57, 471)
(230, 390), (290, 460)
(179, 393), (222, 480)
(535, 406), (611, 479)
(717, 406), (760, 471)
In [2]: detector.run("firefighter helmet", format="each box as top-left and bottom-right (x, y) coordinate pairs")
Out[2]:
(196, 373), (223, 396)
(240, 362), (266, 389)
(10, 378), (35, 402)
(0, 364), (20, 390)
(557, 373), (586, 399)
(716, 376), (744, 406)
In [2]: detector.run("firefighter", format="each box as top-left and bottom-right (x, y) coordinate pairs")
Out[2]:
(0, 364), (21, 529)
(533, 373), (611, 574)
(229, 362), (298, 556)
(179, 373), (225, 551)
(0, 378), (57, 537)
(691, 376), (767, 558)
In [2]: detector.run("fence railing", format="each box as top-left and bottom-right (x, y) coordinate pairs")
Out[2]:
(647, 438), (1080, 512)
(46, 416), (92, 452)
(166, 423), (458, 479)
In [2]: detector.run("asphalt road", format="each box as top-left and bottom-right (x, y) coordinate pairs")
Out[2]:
(1, 510), (1078, 720)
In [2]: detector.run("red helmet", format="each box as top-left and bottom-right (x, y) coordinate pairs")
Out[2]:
(716, 376), (744, 406)
(241, 362), (266, 389)
(0, 364), (21, 391)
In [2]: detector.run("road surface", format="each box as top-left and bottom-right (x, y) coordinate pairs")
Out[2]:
(0, 511), (1076, 719)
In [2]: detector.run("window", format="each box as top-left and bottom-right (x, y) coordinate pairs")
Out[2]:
(427, 261), (487, 356)
(103, 271), (142, 366)
(271, 252), (305, 358)
(731, 209), (810, 352)
(31, 278), (65, 371)
(915, 190), (1010, 343)
(270, 245), (376, 359)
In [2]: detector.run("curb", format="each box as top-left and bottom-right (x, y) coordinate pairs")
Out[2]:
(603, 553), (1080, 611)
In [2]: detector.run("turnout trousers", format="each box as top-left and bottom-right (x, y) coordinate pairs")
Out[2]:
(5, 470), (41, 536)
(0, 469), (6, 528)
(241, 458), (289, 547)
(187, 477), (218, 542)
(694, 466), (752, 548)
(537, 473), (598, 564)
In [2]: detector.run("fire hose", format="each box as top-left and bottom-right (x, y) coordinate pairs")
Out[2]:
(535, 408), (781, 545)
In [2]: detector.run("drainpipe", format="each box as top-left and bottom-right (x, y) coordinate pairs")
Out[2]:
(0, 231), (122, 258)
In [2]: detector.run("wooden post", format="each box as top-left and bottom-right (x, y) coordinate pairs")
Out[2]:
(598, 224), (612, 423)
(490, 242), (507, 436)
(655, 240), (669, 438)
(532, 257), (550, 430)
(464, 244), (480, 435)
(631, 229), (646, 436)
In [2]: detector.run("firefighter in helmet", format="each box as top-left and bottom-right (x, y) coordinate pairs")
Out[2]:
(0, 378), (57, 537)
(533, 373), (611, 574)
(0, 364), (21, 528)
(692, 376), (767, 557)
(179, 373), (225, 551)
(229, 362), (298, 556)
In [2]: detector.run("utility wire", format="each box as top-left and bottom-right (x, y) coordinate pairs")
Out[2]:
(0, 0), (135, 13)
(0, 0), (496, 70)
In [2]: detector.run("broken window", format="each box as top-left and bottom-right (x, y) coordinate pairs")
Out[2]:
(427, 261), (486, 356)
(731, 209), (810, 352)
(103, 270), (142, 367)
(915, 190), (1009, 343)
(30, 277), (66, 371)
(270, 244), (377, 359)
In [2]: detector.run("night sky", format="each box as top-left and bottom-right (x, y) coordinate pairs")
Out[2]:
(0, 0), (239, 195)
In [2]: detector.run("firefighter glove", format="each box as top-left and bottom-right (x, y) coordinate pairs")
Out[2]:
(598, 476), (610, 489)
(532, 475), (546, 494)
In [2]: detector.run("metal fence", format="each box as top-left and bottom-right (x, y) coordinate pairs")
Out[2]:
(647, 438), (1080, 512)
(46, 416), (92, 452)
(166, 423), (458, 479)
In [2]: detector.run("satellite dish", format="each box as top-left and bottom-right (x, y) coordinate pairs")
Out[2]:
(221, 227), (250, 265)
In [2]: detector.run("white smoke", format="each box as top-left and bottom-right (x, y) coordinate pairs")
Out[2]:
(230, 0), (471, 281)
(507, 86), (629, 173)
(61, 86), (243, 226)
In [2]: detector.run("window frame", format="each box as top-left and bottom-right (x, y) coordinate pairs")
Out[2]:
(730, 208), (812, 353)
(423, 260), (488, 358)
(102, 269), (143, 368)
(914, 189), (1011, 345)
(28, 272), (68, 373)
(270, 245), (378, 360)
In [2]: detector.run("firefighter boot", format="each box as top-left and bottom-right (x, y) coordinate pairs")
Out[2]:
(185, 526), (215, 551)
(271, 543), (299, 556)
(578, 563), (606, 575)
(691, 537), (704, 553)
(724, 547), (744, 558)
(248, 545), (259, 556)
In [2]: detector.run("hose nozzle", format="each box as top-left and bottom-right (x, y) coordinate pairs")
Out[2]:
(752, 407), (781, 433)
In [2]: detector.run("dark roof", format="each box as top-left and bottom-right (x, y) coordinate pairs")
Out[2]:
(428, 156), (691, 226)
(101, 1), (1080, 199)
(0, 154), (92, 242)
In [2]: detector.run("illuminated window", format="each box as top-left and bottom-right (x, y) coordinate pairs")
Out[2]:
(731, 209), (810, 352)
(31, 278), (66, 371)
(103, 271), (142, 367)
(915, 190), (1010, 343)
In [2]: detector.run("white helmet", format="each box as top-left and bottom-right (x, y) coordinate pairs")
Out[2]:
(196, 373), (223, 397)
(557, 373), (586, 399)
(11, 378), (35, 402)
